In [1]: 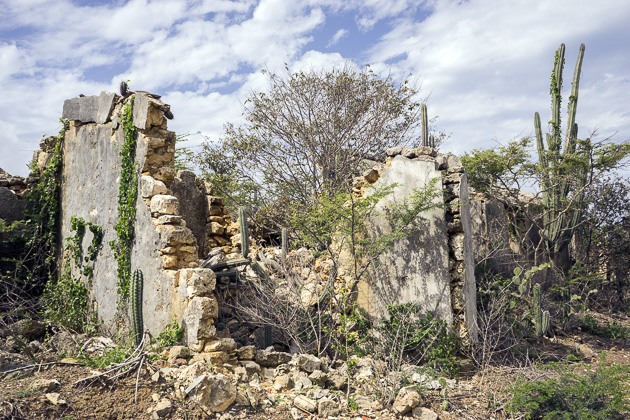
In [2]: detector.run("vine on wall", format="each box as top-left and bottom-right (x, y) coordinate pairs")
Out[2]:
(110, 95), (139, 303)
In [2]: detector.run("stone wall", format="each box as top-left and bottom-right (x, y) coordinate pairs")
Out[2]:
(58, 91), (218, 348)
(0, 169), (28, 224)
(51, 89), (481, 347)
(351, 146), (478, 343)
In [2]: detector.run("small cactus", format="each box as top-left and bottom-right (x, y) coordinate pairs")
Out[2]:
(542, 310), (551, 336)
(130, 269), (144, 346)
(239, 207), (249, 259)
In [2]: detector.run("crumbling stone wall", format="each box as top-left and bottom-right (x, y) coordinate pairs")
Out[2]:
(351, 146), (478, 343)
(58, 91), (218, 348)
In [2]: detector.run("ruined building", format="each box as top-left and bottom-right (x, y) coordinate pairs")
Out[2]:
(11, 90), (482, 350)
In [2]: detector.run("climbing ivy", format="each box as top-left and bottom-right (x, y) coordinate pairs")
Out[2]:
(67, 216), (103, 278)
(44, 215), (102, 332)
(110, 95), (138, 303)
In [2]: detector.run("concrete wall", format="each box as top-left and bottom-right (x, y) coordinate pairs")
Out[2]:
(353, 147), (478, 343)
(58, 92), (218, 348)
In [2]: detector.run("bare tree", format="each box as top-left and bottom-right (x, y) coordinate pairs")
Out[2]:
(197, 64), (425, 214)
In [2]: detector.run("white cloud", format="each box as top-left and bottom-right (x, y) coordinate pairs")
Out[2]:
(327, 28), (348, 47)
(1, 0), (630, 177)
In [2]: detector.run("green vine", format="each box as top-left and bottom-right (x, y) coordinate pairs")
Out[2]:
(67, 216), (103, 278)
(19, 119), (69, 293)
(109, 95), (138, 303)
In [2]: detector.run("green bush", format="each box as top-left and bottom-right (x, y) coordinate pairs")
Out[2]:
(378, 304), (461, 376)
(506, 362), (630, 419)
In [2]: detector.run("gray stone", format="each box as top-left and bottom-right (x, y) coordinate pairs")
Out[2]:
(62, 91), (115, 124)
(0, 187), (25, 223)
(392, 386), (422, 415)
(255, 349), (292, 367)
(293, 395), (317, 414)
(187, 374), (236, 412)
(296, 354), (321, 373)
(458, 173), (478, 343)
(412, 406), (439, 420)
(29, 379), (60, 393)
(172, 171), (209, 257)
(152, 398), (172, 419)
(318, 398), (340, 418)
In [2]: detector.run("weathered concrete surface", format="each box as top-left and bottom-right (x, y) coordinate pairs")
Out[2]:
(62, 91), (116, 124)
(59, 121), (173, 333)
(458, 173), (478, 342)
(357, 155), (453, 323)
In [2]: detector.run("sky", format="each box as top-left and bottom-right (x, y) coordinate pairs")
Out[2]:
(1, 0), (629, 177)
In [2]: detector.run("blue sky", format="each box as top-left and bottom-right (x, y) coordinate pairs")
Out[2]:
(1, 0), (629, 176)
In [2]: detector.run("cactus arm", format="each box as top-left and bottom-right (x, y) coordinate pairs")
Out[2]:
(549, 44), (565, 151)
(564, 43), (585, 153)
(542, 310), (550, 336)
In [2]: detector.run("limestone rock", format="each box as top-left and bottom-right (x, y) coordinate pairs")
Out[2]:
(140, 175), (168, 198)
(412, 406), (439, 420)
(179, 268), (216, 298)
(255, 349), (292, 367)
(296, 354), (321, 373)
(235, 345), (256, 360)
(187, 373), (236, 412)
(293, 395), (317, 414)
(151, 195), (180, 216)
(318, 398), (340, 418)
(45, 393), (66, 405)
(392, 386), (422, 415)
(152, 398), (172, 419)
(204, 337), (236, 353)
(29, 379), (60, 393)
(183, 296), (218, 346)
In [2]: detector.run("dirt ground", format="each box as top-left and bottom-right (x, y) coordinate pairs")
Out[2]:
(2, 310), (630, 420)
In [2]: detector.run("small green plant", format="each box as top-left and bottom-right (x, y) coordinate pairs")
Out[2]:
(506, 361), (630, 419)
(80, 340), (134, 369)
(156, 319), (185, 347)
(377, 305), (461, 376)
(348, 396), (359, 411)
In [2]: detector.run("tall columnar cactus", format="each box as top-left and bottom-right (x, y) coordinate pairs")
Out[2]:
(535, 43), (587, 264)
(533, 283), (543, 336)
(281, 228), (288, 263)
(421, 103), (429, 147)
(239, 207), (250, 259)
(130, 269), (144, 346)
